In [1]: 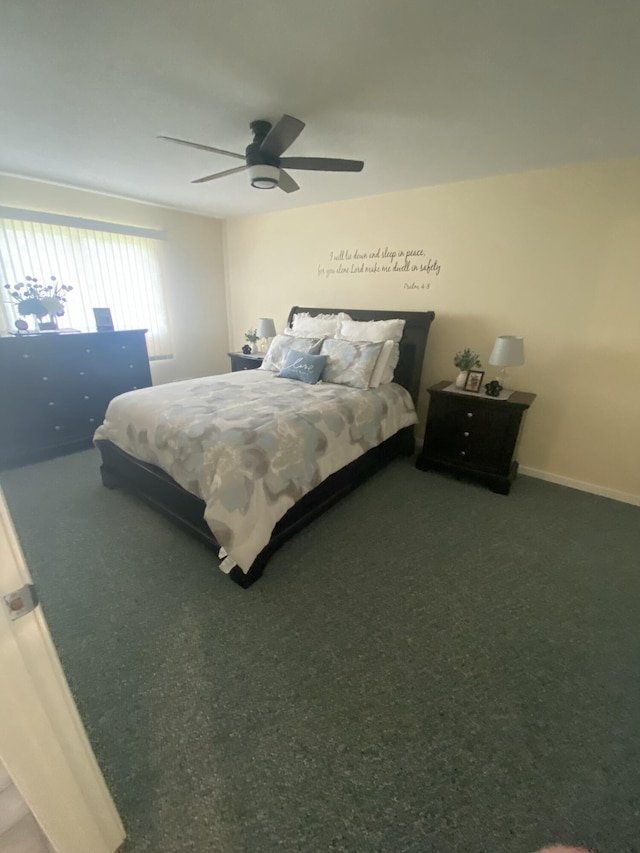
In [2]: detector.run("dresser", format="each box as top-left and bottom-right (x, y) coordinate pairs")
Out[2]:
(227, 351), (264, 371)
(0, 330), (152, 469)
(416, 381), (536, 494)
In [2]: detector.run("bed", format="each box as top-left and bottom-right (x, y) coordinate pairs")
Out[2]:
(94, 306), (435, 587)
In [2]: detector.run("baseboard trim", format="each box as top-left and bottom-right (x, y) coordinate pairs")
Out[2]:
(519, 466), (640, 507)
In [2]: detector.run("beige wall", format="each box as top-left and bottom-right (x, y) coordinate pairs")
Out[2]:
(224, 157), (640, 504)
(0, 175), (227, 384)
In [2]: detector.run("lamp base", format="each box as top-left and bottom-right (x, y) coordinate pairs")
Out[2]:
(494, 367), (509, 391)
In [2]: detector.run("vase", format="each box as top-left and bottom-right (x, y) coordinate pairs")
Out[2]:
(251, 343), (259, 354)
(455, 371), (468, 388)
(38, 317), (58, 331)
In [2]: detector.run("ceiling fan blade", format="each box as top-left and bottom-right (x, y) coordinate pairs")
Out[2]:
(260, 115), (305, 158)
(278, 170), (300, 193)
(279, 156), (364, 173)
(191, 165), (249, 184)
(158, 136), (245, 161)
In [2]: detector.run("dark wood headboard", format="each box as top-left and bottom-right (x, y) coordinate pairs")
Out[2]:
(286, 307), (435, 404)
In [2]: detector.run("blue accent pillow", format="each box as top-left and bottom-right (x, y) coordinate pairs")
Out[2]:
(278, 349), (328, 384)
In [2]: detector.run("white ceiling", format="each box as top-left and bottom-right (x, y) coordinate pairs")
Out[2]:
(2, 0), (640, 220)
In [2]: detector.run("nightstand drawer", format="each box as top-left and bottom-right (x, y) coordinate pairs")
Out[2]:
(228, 352), (264, 372)
(426, 398), (516, 473)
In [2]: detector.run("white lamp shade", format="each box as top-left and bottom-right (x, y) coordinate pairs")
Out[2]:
(257, 317), (276, 338)
(488, 336), (525, 367)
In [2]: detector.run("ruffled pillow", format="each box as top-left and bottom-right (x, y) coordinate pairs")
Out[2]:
(284, 311), (351, 339)
(336, 317), (405, 344)
(260, 335), (323, 372)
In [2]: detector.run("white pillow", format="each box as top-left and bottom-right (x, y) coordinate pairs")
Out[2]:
(284, 311), (351, 339)
(368, 341), (400, 387)
(336, 317), (406, 344)
(259, 335), (323, 372)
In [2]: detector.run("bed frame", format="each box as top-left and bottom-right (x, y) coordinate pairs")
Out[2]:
(96, 307), (435, 587)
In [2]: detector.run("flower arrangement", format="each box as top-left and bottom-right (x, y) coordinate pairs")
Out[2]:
(244, 328), (259, 344)
(4, 275), (74, 326)
(453, 348), (482, 371)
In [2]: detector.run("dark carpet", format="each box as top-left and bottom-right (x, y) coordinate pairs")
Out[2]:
(1, 449), (639, 853)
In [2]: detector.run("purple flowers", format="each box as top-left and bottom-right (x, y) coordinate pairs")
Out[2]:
(4, 275), (74, 318)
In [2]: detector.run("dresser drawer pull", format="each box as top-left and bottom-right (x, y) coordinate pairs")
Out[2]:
(89, 418), (95, 423)
(85, 348), (91, 353)
(79, 371), (85, 376)
(129, 364), (134, 369)
(23, 354), (29, 359)
(54, 425), (61, 431)
(83, 395), (90, 400)
(466, 412), (473, 418)
(49, 402), (55, 407)
(463, 431), (469, 437)
(42, 376), (48, 381)
(460, 450), (466, 456)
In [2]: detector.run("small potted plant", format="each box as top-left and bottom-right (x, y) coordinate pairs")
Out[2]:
(244, 328), (259, 353)
(453, 348), (482, 388)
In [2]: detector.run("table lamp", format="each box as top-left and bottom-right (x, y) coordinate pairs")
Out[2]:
(257, 317), (276, 352)
(488, 335), (524, 390)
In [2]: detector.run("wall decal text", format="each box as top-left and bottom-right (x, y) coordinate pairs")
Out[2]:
(317, 247), (441, 289)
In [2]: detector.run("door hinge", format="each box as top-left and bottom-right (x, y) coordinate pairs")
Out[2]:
(3, 584), (39, 621)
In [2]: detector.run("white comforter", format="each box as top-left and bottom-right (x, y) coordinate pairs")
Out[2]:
(94, 370), (417, 575)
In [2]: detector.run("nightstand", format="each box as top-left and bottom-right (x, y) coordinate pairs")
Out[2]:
(228, 352), (264, 372)
(416, 380), (536, 494)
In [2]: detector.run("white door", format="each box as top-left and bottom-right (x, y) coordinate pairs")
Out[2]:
(0, 488), (125, 853)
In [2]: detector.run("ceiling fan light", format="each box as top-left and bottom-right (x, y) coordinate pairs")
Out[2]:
(249, 164), (280, 189)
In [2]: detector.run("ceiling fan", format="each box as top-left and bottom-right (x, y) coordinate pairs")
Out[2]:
(159, 114), (364, 193)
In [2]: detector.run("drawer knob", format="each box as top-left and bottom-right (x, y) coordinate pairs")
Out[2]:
(54, 425), (61, 431)
(42, 376), (48, 381)
(23, 354), (29, 359)
(463, 431), (469, 437)
(460, 450), (466, 456)
(466, 412), (473, 418)
(89, 418), (95, 423)
(85, 348), (91, 353)
(49, 402), (55, 407)
(129, 364), (134, 369)
(79, 371), (85, 376)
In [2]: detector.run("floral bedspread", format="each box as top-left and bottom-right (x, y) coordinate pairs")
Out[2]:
(94, 370), (417, 575)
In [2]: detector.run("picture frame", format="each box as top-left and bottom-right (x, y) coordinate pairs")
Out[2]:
(463, 369), (485, 393)
(93, 307), (114, 332)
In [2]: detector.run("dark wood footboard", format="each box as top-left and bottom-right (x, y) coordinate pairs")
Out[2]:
(96, 426), (414, 588)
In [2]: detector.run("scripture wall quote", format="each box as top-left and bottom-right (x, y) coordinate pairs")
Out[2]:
(317, 246), (441, 290)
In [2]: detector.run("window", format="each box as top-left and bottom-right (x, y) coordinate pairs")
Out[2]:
(0, 209), (172, 359)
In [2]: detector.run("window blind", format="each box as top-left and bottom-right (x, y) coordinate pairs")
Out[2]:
(0, 213), (172, 359)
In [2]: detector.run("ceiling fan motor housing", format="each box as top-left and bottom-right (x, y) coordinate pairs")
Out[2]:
(247, 120), (279, 188)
